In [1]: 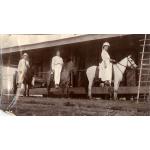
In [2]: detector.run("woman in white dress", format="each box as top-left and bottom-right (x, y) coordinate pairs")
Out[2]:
(99, 42), (115, 86)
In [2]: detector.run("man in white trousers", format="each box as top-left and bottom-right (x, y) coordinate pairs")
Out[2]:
(51, 50), (63, 88)
(18, 53), (30, 89)
(7, 53), (30, 110)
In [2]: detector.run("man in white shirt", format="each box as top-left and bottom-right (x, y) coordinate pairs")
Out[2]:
(51, 50), (63, 88)
(7, 53), (30, 110)
(99, 42), (115, 86)
(18, 53), (30, 87)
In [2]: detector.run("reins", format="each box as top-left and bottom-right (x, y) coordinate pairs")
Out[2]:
(115, 57), (135, 75)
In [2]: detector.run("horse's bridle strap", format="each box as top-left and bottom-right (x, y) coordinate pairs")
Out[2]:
(117, 57), (134, 68)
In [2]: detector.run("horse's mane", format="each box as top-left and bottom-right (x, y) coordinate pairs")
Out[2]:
(117, 56), (127, 64)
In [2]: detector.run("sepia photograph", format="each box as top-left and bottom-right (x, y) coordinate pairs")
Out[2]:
(0, 34), (150, 116)
(1, 1), (150, 150)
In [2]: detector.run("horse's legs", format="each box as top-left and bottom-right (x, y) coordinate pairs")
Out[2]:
(114, 81), (119, 100)
(86, 70), (95, 99)
(108, 86), (113, 100)
(61, 84), (65, 97)
(23, 83), (26, 96)
(47, 85), (50, 96)
(47, 74), (51, 96)
(88, 79), (93, 99)
(26, 84), (29, 97)
(13, 72), (17, 94)
(66, 82), (69, 98)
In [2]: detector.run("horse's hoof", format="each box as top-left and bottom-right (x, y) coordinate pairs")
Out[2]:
(88, 96), (93, 100)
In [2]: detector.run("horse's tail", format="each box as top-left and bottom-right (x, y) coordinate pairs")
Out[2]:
(84, 69), (89, 96)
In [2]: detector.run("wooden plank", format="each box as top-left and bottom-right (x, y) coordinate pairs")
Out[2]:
(137, 68), (150, 71)
(139, 39), (150, 41)
(140, 58), (150, 60)
(4, 86), (150, 95)
(140, 44), (150, 46)
(142, 64), (150, 66)
(51, 86), (149, 94)
(141, 74), (150, 76)
(139, 52), (150, 54)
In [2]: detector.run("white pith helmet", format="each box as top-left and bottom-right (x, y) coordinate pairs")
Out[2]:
(102, 42), (110, 48)
(23, 53), (28, 57)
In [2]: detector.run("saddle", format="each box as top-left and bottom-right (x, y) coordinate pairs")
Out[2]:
(94, 66), (114, 85)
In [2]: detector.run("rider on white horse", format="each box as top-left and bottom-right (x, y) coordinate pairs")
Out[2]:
(99, 42), (116, 86)
(51, 50), (64, 88)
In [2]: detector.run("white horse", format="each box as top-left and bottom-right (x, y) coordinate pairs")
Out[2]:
(86, 55), (137, 100)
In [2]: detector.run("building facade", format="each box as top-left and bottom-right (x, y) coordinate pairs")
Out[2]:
(0, 34), (146, 94)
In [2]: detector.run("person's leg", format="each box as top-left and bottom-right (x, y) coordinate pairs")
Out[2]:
(54, 67), (57, 86)
(108, 63), (112, 84)
(99, 63), (101, 78)
(54, 66), (61, 87)
(104, 63), (112, 86)
(57, 65), (62, 85)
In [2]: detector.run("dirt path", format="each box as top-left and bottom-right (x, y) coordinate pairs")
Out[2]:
(1, 96), (150, 116)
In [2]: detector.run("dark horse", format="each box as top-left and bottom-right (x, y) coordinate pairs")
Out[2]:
(13, 66), (35, 97)
(47, 60), (76, 97)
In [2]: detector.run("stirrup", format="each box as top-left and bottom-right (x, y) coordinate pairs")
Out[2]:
(104, 81), (111, 86)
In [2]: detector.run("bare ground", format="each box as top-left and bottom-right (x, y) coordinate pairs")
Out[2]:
(1, 95), (150, 116)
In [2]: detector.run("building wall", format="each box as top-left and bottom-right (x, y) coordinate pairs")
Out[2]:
(1, 66), (17, 91)
(1, 35), (143, 90)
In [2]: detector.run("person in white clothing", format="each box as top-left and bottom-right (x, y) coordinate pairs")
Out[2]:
(7, 53), (30, 110)
(51, 50), (63, 88)
(99, 42), (115, 86)
(18, 53), (30, 86)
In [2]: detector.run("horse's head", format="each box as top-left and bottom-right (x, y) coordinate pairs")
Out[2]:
(127, 55), (137, 69)
(65, 60), (77, 72)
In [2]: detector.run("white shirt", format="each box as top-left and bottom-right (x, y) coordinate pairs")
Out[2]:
(18, 59), (30, 72)
(51, 56), (63, 70)
(101, 49), (110, 62)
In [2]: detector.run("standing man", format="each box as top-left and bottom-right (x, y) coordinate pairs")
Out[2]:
(51, 50), (63, 88)
(99, 42), (115, 86)
(7, 53), (30, 110)
(18, 53), (30, 88)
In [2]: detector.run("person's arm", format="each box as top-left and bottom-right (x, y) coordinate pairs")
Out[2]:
(26, 60), (30, 68)
(110, 59), (116, 63)
(61, 58), (64, 65)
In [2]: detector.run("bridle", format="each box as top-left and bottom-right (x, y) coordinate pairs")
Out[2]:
(117, 57), (136, 69)
(115, 57), (136, 74)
